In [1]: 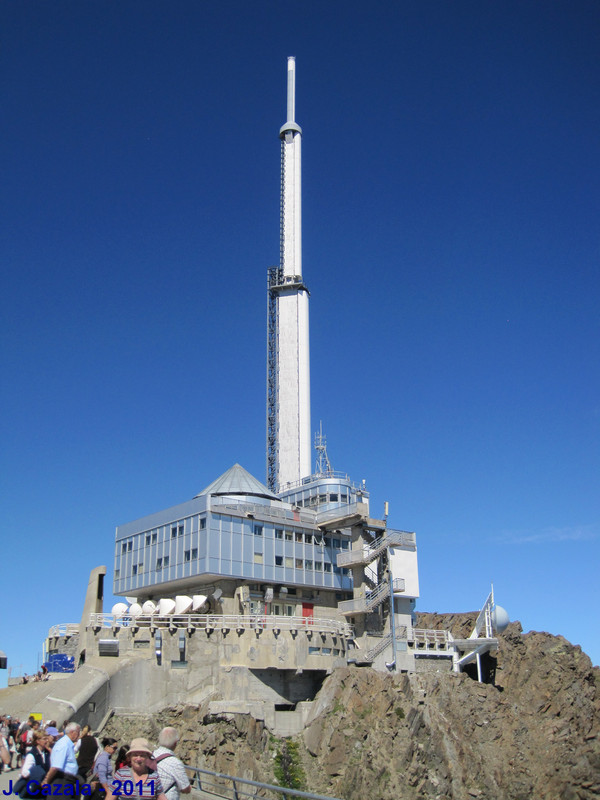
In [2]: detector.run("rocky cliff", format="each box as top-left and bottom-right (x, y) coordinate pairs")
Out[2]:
(102, 614), (600, 800)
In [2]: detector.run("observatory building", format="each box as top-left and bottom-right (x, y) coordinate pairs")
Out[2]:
(109, 56), (419, 675)
(39, 60), (501, 728)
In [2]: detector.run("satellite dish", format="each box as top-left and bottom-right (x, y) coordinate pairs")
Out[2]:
(141, 600), (157, 615)
(174, 595), (193, 614)
(192, 594), (208, 611)
(125, 597), (138, 604)
(111, 602), (128, 616)
(492, 605), (510, 633)
(157, 598), (176, 616)
(128, 603), (143, 618)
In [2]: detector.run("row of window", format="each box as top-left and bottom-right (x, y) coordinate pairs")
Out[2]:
(119, 518), (207, 553)
(253, 553), (349, 574)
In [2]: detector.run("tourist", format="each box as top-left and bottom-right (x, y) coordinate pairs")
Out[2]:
(41, 721), (80, 791)
(114, 745), (129, 771)
(91, 738), (118, 798)
(109, 738), (166, 800)
(75, 724), (98, 780)
(152, 728), (191, 800)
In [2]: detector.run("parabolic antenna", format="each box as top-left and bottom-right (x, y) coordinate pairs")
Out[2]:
(157, 598), (176, 616)
(141, 600), (157, 615)
(192, 594), (208, 611)
(128, 603), (143, 618)
(492, 605), (510, 633)
(125, 597), (138, 604)
(111, 602), (128, 616)
(174, 595), (193, 614)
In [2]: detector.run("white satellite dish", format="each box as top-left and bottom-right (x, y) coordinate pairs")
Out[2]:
(174, 595), (193, 614)
(128, 603), (143, 618)
(141, 600), (157, 615)
(111, 602), (128, 616)
(157, 598), (176, 616)
(125, 597), (138, 604)
(492, 605), (510, 633)
(192, 594), (208, 611)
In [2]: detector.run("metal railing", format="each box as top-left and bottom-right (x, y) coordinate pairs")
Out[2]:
(409, 628), (450, 648)
(337, 581), (390, 615)
(87, 612), (353, 637)
(336, 529), (416, 568)
(187, 764), (342, 800)
(47, 623), (80, 638)
(210, 501), (315, 525)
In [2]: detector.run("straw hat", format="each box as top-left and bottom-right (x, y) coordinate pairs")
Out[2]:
(128, 738), (153, 757)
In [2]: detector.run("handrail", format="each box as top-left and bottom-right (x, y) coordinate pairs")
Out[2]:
(47, 623), (80, 638)
(336, 529), (416, 567)
(87, 612), (353, 637)
(186, 763), (342, 800)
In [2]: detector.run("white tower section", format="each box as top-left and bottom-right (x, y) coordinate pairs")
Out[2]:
(269, 57), (311, 492)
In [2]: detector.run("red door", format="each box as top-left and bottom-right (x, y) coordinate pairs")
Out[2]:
(302, 602), (314, 625)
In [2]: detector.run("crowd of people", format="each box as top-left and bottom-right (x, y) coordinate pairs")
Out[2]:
(0, 716), (191, 800)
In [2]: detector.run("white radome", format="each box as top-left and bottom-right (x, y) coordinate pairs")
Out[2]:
(492, 605), (510, 633)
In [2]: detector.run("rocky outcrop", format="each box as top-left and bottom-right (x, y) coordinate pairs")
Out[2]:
(100, 616), (600, 799)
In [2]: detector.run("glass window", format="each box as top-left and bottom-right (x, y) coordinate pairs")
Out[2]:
(200, 517), (206, 529)
(184, 550), (190, 562)
(315, 561), (322, 571)
(156, 558), (162, 570)
(285, 557), (293, 568)
(121, 543), (127, 554)
(285, 531), (293, 541)
(275, 555), (283, 566)
(332, 538), (340, 548)
(305, 534), (313, 543)
(163, 556), (170, 567)
(132, 565), (137, 575)
(145, 535), (150, 545)
(151, 532), (157, 543)
(275, 528), (283, 539)
(330, 494), (338, 502)
(324, 562), (332, 572)
(171, 527), (177, 538)
(127, 541), (132, 551)
(308, 646), (320, 655)
(114, 569), (120, 579)
(178, 525), (183, 536)
(295, 558), (303, 569)
(295, 532), (303, 542)
(322, 647), (331, 655)
(191, 548), (198, 559)
(341, 494), (348, 503)
(341, 540), (349, 550)
(254, 524), (263, 536)
(305, 560), (313, 571)
(254, 553), (263, 564)
(319, 495), (326, 504)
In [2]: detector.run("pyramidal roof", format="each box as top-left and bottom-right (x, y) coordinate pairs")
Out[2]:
(195, 463), (278, 500)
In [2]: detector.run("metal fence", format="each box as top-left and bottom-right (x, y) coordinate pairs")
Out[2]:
(187, 764), (343, 800)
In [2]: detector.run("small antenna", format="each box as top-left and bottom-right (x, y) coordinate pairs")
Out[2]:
(314, 421), (333, 475)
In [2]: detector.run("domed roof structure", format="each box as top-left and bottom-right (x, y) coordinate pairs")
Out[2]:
(195, 463), (278, 501)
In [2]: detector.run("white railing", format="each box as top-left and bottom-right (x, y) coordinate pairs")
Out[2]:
(209, 501), (315, 524)
(337, 529), (416, 567)
(338, 581), (391, 615)
(409, 628), (450, 648)
(392, 577), (406, 593)
(47, 623), (80, 638)
(87, 612), (353, 638)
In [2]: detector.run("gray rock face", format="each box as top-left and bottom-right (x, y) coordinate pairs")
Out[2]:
(101, 615), (600, 799)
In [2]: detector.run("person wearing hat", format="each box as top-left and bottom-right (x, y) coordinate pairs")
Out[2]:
(108, 739), (166, 800)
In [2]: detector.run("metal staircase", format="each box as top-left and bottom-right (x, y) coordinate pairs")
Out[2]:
(336, 528), (415, 568)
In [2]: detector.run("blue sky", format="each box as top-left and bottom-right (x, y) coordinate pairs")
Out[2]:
(1, 1), (599, 685)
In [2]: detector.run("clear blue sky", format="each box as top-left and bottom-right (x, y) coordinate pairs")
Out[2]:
(1, 2), (599, 685)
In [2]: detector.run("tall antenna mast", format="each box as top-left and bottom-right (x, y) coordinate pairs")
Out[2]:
(315, 421), (333, 476)
(267, 57), (312, 492)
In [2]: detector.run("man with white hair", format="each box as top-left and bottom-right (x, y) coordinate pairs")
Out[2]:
(152, 727), (190, 800)
(41, 722), (81, 789)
